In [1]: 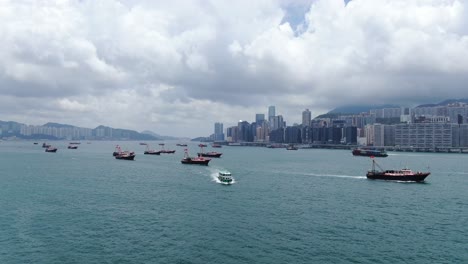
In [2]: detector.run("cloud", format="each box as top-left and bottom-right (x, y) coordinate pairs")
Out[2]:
(0, 0), (468, 137)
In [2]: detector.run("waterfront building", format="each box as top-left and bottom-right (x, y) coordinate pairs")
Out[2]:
(395, 123), (453, 149)
(226, 126), (238, 142)
(302, 109), (311, 127)
(284, 126), (301, 144)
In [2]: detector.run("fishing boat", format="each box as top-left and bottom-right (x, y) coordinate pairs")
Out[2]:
(218, 171), (233, 184)
(115, 151), (136, 160)
(45, 146), (58, 153)
(144, 145), (161, 155)
(181, 149), (211, 165)
(197, 145), (222, 158)
(367, 159), (430, 182)
(113, 145), (135, 160)
(353, 148), (388, 157)
(159, 143), (176, 154)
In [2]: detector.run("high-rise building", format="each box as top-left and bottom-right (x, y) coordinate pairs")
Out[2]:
(255, 114), (265, 125)
(214, 122), (224, 141)
(268, 106), (275, 119)
(302, 109), (311, 127)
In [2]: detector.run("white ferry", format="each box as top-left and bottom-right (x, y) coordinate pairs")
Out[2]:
(218, 171), (233, 184)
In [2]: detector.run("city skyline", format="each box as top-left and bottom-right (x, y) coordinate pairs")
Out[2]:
(1, 1), (468, 137)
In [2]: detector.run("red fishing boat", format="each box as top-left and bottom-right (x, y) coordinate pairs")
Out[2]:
(181, 149), (211, 165)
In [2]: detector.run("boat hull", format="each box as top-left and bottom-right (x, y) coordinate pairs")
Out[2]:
(115, 154), (135, 160)
(181, 158), (210, 165)
(45, 148), (57, 153)
(144, 151), (161, 155)
(366, 172), (430, 182)
(353, 149), (388, 157)
(198, 152), (222, 158)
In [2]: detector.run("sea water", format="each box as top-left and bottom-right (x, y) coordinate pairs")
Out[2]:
(0, 141), (466, 263)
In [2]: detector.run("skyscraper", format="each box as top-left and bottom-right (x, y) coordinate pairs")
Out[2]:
(255, 114), (265, 125)
(302, 109), (311, 126)
(268, 106), (276, 130)
(214, 122), (224, 141)
(268, 106), (275, 119)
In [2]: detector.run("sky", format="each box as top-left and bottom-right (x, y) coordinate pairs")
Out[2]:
(1, 0), (468, 137)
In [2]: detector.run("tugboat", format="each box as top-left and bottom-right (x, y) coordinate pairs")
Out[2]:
(144, 145), (161, 155)
(218, 171), (233, 184)
(367, 159), (430, 182)
(353, 148), (388, 157)
(181, 149), (211, 165)
(159, 143), (176, 154)
(197, 145), (222, 158)
(45, 146), (58, 152)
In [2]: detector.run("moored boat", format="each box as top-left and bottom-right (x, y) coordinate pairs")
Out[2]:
(367, 159), (430, 182)
(218, 171), (233, 184)
(181, 149), (211, 165)
(353, 148), (388, 157)
(144, 145), (161, 155)
(45, 146), (57, 152)
(197, 145), (222, 158)
(159, 143), (176, 154)
(115, 151), (136, 160)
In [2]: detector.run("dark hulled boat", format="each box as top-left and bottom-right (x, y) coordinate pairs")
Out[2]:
(367, 159), (430, 182)
(197, 145), (222, 158)
(115, 152), (136, 160)
(42, 142), (51, 148)
(353, 148), (388, 157)
(198, 152), (222, 158)
(181, 149), (211, 165)
(159, 143), (176, 154)
(144, 145), (161, 155)
(176, 143), (188, 147)
(45, 146), (57, 152)
(113, 145), (135, 160)
(68, 145), (78, 149)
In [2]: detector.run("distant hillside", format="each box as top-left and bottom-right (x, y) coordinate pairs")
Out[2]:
(0, 120), (159, 140)
(328, 104), (400, 114)
(43, 122), (77, 128)
(416, 98), (468, 108)
(141, 130), (181, 140)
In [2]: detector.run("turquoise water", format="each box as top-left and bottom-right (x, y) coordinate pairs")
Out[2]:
(1, 141), (466, 263)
